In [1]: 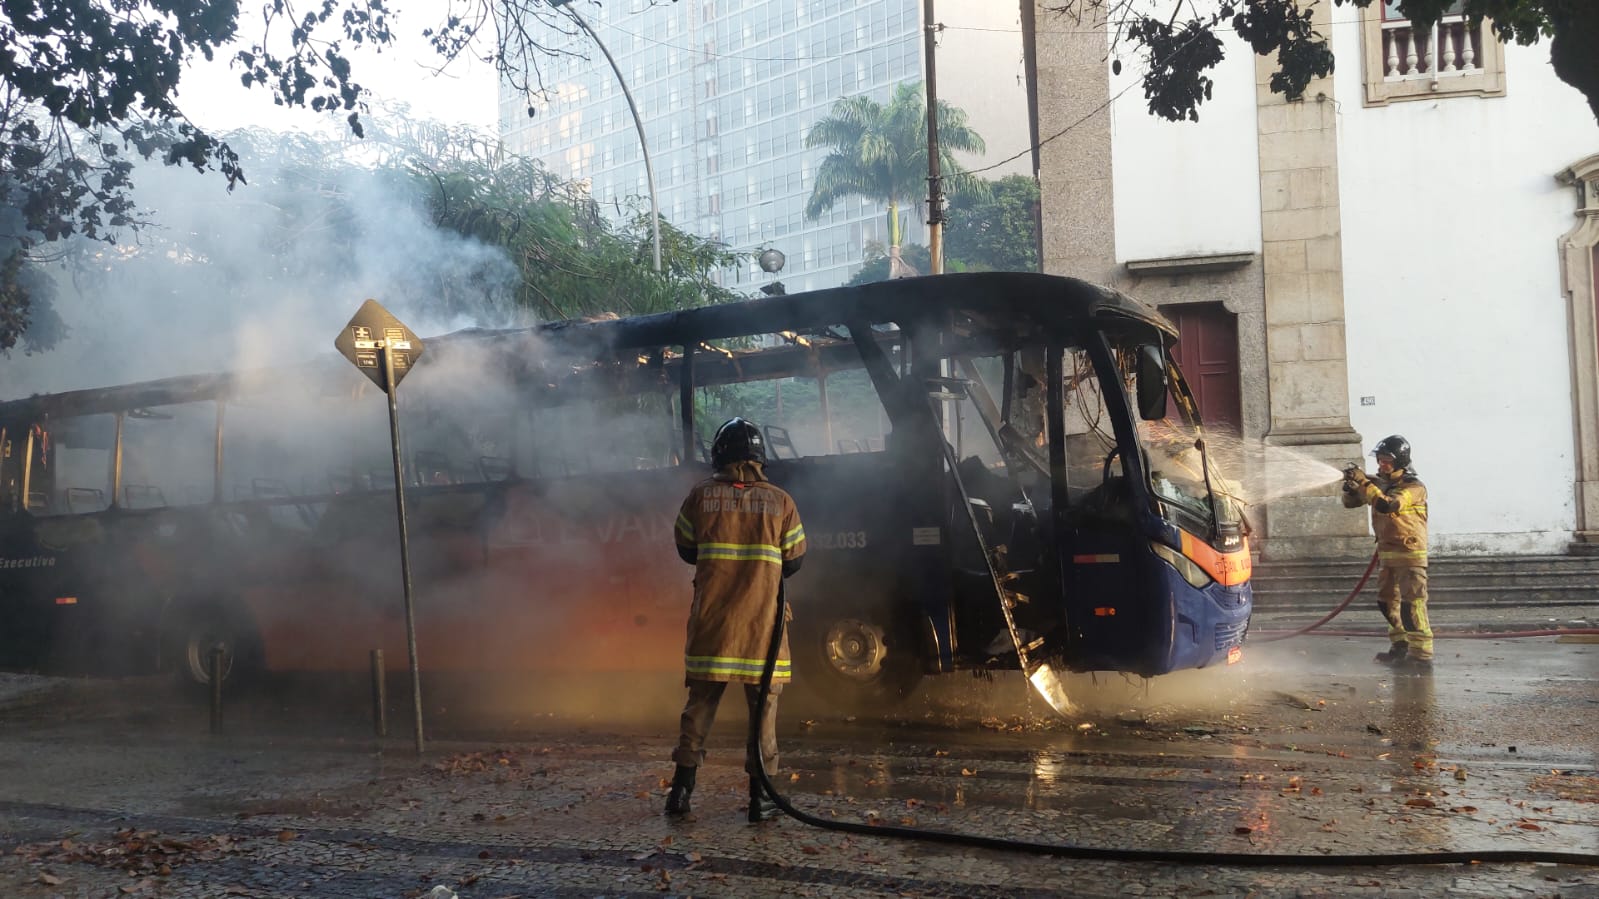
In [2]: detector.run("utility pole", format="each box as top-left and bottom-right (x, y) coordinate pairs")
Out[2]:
(923, 0), (944, 275)
(1020, 0), (1045, 272)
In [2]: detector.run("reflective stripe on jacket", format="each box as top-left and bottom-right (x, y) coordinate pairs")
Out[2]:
(1342, 468), (1429, 568)
(675, 461), (806, 683)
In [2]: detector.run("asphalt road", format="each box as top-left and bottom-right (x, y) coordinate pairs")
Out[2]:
(0, 630), (1596, 898)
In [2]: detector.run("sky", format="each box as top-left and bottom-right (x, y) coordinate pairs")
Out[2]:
(177, 0), (504, 136)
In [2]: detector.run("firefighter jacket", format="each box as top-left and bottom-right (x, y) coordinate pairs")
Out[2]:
(674, 461), (807, 684)
(1342, 468), (1428, 567)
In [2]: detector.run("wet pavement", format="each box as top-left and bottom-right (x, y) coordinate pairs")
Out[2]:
(1, 624), (1597, 898)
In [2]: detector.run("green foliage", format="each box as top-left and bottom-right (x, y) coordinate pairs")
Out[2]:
(0, 247), (65, 353)
(944, 175), (1039, 273)
(397, 126), (745, 320)
(846, 242), (935, 285)
(803, 82), (988, 246)
(1052, 0), (1599, 123)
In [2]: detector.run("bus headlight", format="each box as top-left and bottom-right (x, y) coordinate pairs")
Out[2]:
(1151, 540), (1213, 588)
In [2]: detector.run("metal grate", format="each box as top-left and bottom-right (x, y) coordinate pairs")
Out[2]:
(1215, 620), (1248, 651)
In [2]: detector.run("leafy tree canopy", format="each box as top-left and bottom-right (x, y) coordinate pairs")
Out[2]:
(944, 175), (1039, 274)
(1050, 1), (1599, 124)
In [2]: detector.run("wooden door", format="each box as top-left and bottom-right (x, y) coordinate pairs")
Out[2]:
(1167, 304), (1241, 433)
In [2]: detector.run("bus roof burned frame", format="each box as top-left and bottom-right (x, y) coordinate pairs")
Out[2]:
(0, 273), (1177, 426)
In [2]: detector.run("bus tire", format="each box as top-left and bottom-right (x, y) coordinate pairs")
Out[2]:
(164, 602), (262, 695)
(793, 604), (923, 714)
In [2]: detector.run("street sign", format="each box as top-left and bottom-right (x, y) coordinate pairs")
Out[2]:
(332, 297), (428, 755)
(335, 299), (424, 392)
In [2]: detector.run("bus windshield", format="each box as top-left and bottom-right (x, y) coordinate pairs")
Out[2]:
(1135, 359), (1245, 546)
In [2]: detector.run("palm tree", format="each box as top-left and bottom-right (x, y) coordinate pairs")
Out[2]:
(803, 82), (986, 277)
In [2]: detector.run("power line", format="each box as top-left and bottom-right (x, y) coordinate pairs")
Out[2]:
(963, 17), (1217, 178)
(965, 76), (1141, 177)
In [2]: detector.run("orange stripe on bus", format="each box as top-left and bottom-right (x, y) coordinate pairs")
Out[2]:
(1178, 531), (1252, 586)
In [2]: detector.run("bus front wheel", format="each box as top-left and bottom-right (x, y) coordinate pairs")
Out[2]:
(795, 607), (922, 713)
(165, 602), (261, 694)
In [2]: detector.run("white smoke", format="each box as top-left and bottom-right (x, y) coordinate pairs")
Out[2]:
(0, 129), (523, 400)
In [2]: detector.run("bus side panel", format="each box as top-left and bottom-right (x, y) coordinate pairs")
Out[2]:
(1061, 530), (1165, 674)
(0, 509), (195, 675)
(243, 469), (699, 675)
(771, 454), (943, 662)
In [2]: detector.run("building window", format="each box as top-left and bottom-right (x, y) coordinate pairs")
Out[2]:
(1361, 1), (1505, 106)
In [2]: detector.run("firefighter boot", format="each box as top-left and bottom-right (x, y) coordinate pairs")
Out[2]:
(664, 765), (696, 817)
(1373, 642), (1408, 665)
(748, 777), (781, 823)
(1394, 656), (1434, 675)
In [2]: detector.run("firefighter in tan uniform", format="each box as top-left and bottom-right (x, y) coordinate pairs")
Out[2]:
(1342, 434), (1432, 672)
(665, 418), (806, 822)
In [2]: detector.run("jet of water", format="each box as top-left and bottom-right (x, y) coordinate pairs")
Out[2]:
(1197, 432), (1346, 508)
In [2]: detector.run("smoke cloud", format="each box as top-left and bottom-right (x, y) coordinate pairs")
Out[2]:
(0, 130), (523, 399)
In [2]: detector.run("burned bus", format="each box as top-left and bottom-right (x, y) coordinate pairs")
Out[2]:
(0, 272), (1251, 708)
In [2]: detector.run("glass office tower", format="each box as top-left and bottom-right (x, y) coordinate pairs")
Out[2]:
(498, 0), (926, 294)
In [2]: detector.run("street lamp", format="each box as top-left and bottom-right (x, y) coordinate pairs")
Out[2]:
(550, 0), (661, 273)
(758, 247), (786, 296)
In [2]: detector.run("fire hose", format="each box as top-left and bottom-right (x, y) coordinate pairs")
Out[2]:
(1252, 550), (1599, 642)
(749, 584), (1599, 867)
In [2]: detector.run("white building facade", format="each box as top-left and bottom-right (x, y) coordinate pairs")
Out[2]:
(1033, 2), (1599, 558)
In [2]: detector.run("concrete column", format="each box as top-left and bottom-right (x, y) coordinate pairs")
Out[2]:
(1557, 154), (1599, 549)
(1033, 2), (1118, 286)
(1254, 2), (1366, 559)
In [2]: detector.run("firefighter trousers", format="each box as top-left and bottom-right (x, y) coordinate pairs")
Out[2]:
(671, 679), (783, 775)
(1377, 566), (1433, 661)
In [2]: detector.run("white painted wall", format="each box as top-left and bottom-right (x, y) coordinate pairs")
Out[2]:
(1331, 18), (1599, 553)
(1109, 26), (1263, 262)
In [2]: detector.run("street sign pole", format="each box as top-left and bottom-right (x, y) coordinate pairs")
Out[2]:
(382, 346), (426, 756)
(335, 299), (428, 758)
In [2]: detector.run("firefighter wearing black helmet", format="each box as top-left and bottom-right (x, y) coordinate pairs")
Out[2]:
(1342, 435), (1432, 672)
(664, 417), (806, 822)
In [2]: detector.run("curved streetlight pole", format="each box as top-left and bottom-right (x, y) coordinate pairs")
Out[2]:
(554, 0), (662, 272)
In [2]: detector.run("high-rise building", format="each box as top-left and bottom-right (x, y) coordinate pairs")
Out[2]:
(499, 0), (929, 294)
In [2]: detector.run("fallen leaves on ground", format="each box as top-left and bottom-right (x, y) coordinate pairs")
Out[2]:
(434, 749), (525, 776)
(13, 830), (241, 878)
(1529, 773), (1599, 803)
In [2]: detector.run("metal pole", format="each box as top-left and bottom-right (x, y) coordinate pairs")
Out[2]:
(209, 646), (224, 735)
(680, 344), (695, 464)
(1018, 0), (1045, 272)
(923, 0), (944, 275)
(566, 4), (662, 273)
(371, 649), (388, 739)
(19, 426), (34, 509)
(382, 347), (426, 755)
(214, 401), (226, 504)
(110, 411), (124, 508)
